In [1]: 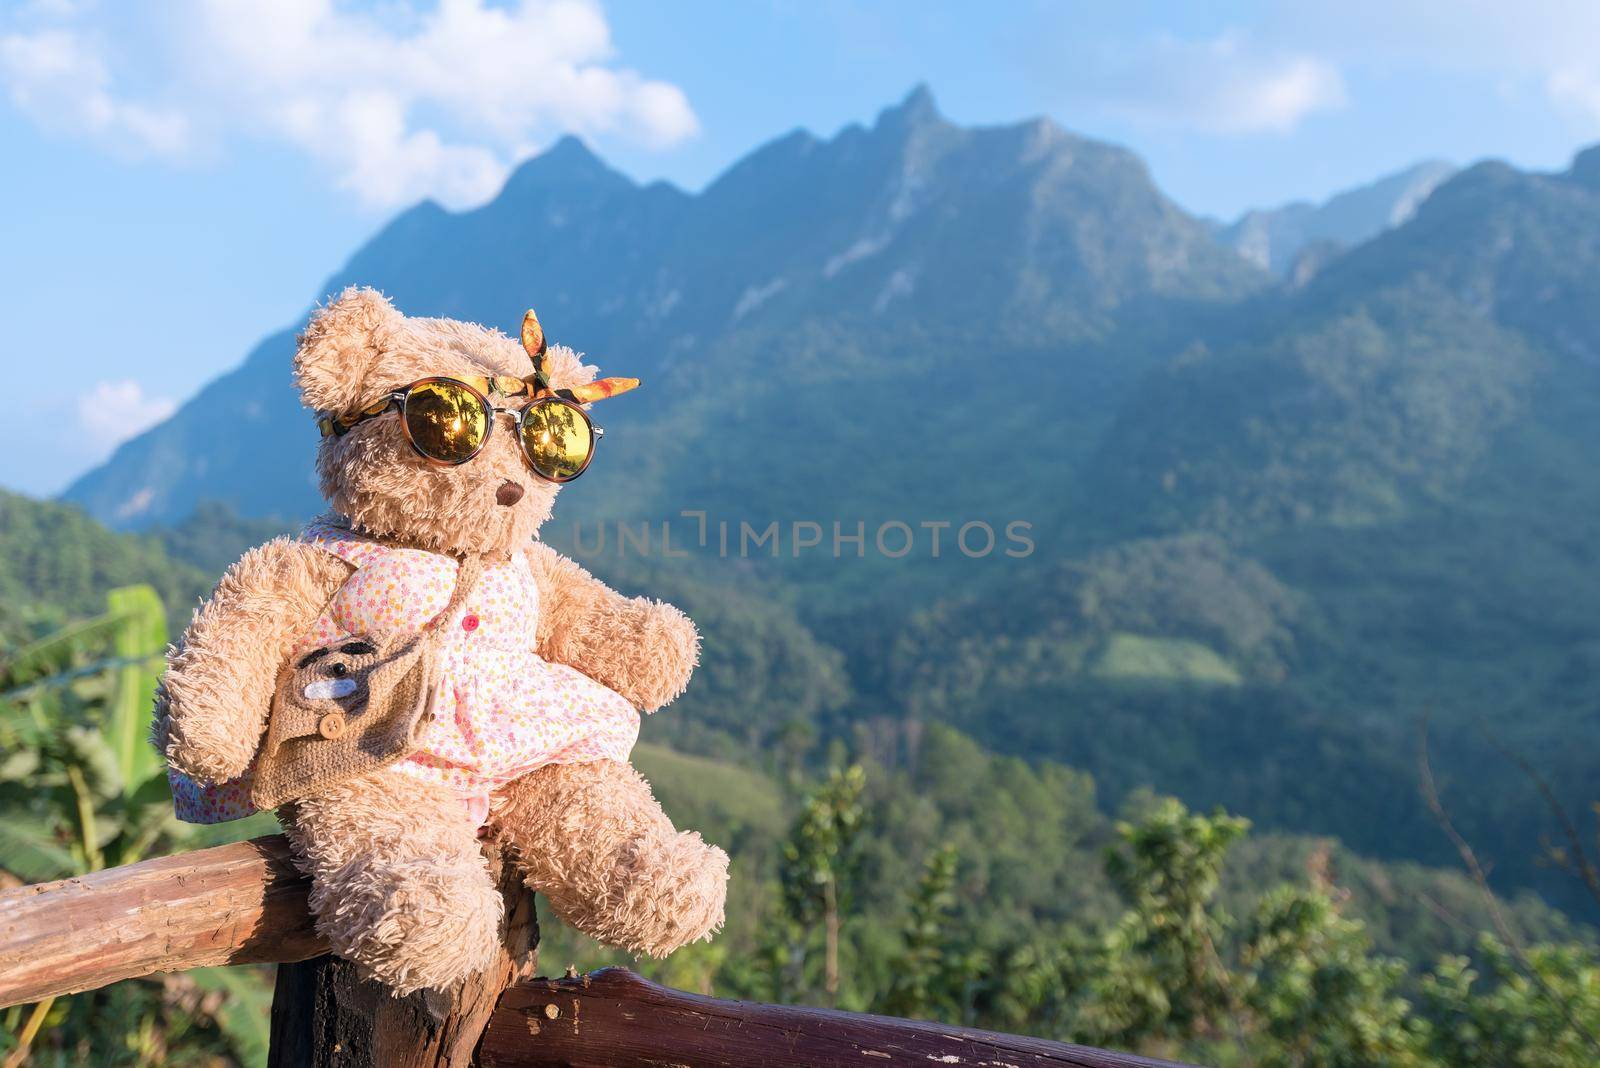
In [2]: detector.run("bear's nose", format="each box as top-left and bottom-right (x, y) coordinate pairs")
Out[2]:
(496, 480), (525, 507)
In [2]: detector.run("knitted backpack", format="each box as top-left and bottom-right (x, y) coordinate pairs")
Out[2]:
(250, 554), (484, 809)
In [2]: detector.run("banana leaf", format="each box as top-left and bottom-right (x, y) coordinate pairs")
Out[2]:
(188, 966), (273, 1067)
(106, 585), (166, 798)
(0, 812), (75, 882)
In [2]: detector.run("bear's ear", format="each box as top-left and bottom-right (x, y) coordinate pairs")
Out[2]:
(294, 287), (402, 414)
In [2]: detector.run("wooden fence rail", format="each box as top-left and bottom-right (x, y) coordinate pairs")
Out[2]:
(483, 969), (1194, 1068)
(0, 835), (324, 1007)
(0, 835), (1199, 1068)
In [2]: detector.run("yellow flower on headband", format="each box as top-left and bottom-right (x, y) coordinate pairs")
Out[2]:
(521, 309), (547, 366)
(521, 307), (638, 403)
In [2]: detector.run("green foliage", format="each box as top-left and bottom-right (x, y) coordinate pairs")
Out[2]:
(879, 843), (977, 1020)
(771, 764), (866, 1005)
(0, 492), (210, 642)
(186, 967), (274, 1067)
(1420, 938), (1600, 1068)
(0, 584), (174, 876)
(1065, 800), (1600, 1066)
(5, 579), (1595, 1068)
(153, 500), (292, 578)
(881, 534), (1301, 747)
(1241, 886), (1426, 1068)
(1060, 799), (1600, 1066)
(780, 763), (867, 928)
(6, 511), (1595, 1065)
(1092, 633), (1242, 686)
(2, 972), (252, 1066)
(535, 735), (1600, 1066)
(0, 586), (272, 1066)
(633, 742), (787, 848)
(1095, 287), (1537, 534)
(1077, 801), (1249, 1048)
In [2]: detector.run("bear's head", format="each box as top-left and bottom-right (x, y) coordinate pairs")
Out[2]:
(294, 287), (615, 556)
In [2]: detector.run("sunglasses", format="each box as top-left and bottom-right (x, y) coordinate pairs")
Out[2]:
(319, 375), (604, 483)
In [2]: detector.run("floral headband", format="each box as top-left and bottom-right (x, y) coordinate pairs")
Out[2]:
(317, 309), (639, 439)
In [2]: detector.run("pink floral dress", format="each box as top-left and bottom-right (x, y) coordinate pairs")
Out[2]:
(169, 519), (641, 826)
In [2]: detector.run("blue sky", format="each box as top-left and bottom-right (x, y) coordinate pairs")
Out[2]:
(5, 0), (1600, 497)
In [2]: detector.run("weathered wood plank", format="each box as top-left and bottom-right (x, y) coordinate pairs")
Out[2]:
(480, 968), (1199, 1068)
(266, 843), (539, 1068)
(0, 834), (323, 1008)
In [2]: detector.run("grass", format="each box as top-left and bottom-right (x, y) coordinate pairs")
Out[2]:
(1091, 633), (1243, 687)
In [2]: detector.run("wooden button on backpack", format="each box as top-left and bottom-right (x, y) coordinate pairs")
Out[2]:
(250, 554), (485, 809)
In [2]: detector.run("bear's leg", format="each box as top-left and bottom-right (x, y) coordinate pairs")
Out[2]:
(491, 760), (728, 957)
(284, 770), (502, 995)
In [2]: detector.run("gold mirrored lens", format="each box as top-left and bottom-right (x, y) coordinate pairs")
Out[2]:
(520, 399), (593, 481)
(403, 380), (489, 463)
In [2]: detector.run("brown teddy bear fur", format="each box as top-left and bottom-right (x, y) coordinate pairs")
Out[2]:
(156, 288), (727, 994)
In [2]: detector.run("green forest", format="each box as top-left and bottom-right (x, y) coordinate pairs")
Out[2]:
(4, 491), (1600, 1067)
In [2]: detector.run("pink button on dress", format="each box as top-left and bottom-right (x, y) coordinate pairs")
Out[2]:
(169, 519), (641, 826)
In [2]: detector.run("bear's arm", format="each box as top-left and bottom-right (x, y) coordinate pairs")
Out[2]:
(523, 543), (699, 713)
(154, 538), (352, 784)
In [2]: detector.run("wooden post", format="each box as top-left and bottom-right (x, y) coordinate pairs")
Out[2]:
(266, 842), (539, 1068)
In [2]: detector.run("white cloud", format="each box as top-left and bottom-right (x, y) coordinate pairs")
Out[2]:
(1548, 68), (1600, 130)
(1024, 3), (1600, 144)
(1258, 1), (1600, 73)
(1245, 2), (1600, 136)
(1069, 30), (1347, 135)
(0, 29), (190, 158)
(77, 379), (177, 452)
(0, 0), (699, 208)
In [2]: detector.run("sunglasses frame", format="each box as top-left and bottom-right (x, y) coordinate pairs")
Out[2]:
(334, 375), (604, 484)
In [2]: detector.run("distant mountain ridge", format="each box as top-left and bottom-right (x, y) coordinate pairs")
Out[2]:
(1218, 160), (1457, 277)
(65, 85), (1261, 530)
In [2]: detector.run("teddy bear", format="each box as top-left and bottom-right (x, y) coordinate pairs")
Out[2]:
(150, 287), (728, 995)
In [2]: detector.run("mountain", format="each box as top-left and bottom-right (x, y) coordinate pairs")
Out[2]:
(1219, 160), (1457, 277)
(0, 489), (211, 642)
(905, 148), (1600, 904)
(64, 85), (1263, 536)
(58, 88), (1600, 912)
(1100, 154), (1600, 535)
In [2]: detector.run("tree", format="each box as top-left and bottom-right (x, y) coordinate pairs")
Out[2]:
(1074, 798), (1437, 1066)
(1421, 936), (1600, 1068)
(1241, 885), (1427, 1068)
(1078, 799), (1248, 1050)
(776, 764), (866, 1006)
(880, 843), (975, 1020)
